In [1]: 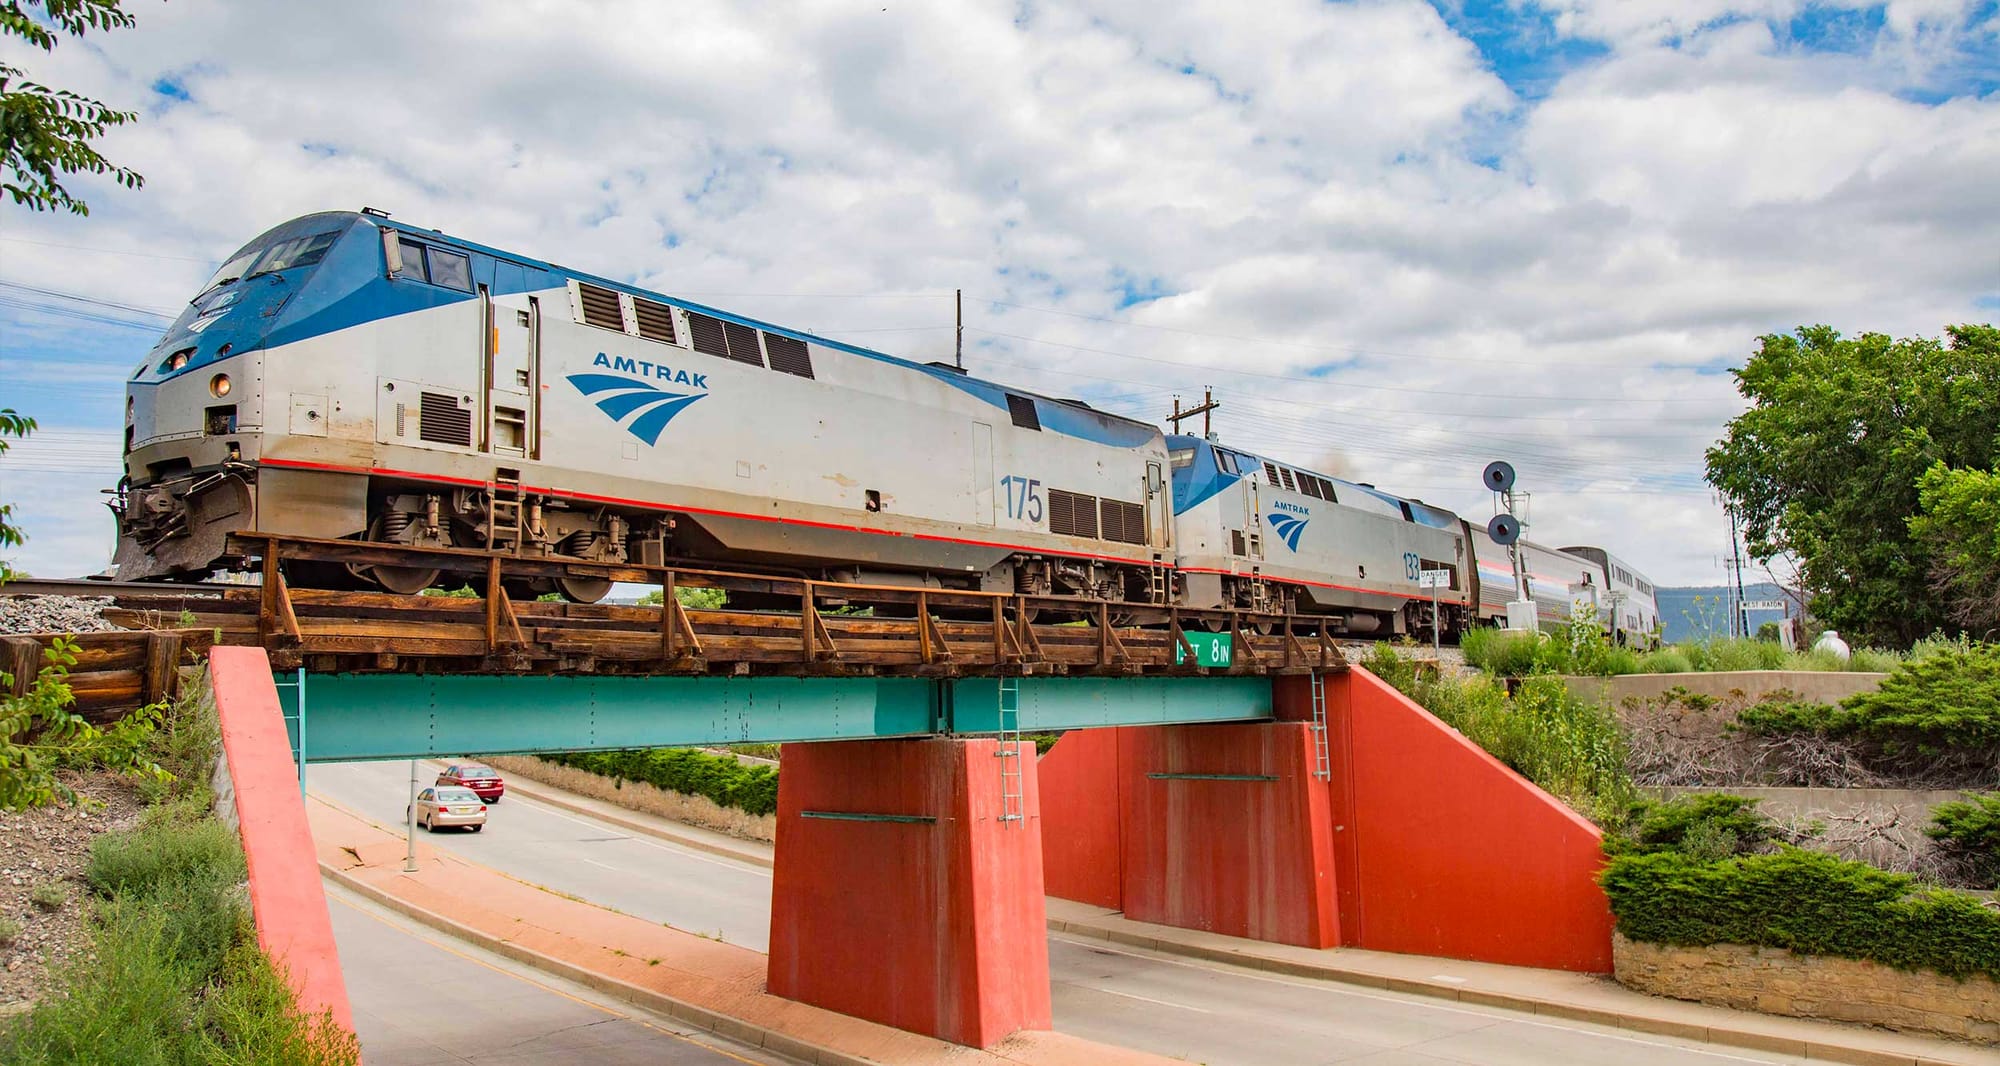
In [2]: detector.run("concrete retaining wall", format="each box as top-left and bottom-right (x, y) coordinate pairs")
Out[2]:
(1614, 934), (2000, 1043)
(482, 754), (776, 842)
(1564, 671), (1889, 707)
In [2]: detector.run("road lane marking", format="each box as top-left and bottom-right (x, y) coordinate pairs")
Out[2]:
(1046, 936), (1805, 1064)
(581, 857), (620, 870)
(1065, 982), (1213, 1013)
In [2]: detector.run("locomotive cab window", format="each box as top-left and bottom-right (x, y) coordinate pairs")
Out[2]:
(393, 239), (474, 293)
(249, 230), (338, 277)
(1168, 447), (1195, 470)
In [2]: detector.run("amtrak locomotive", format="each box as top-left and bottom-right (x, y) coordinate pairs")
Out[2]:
(113, 209), (1657, 641)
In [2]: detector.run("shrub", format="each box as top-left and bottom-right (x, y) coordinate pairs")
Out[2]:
(29, 880), (68, 911)
(88, 806), (245, 902)
(1600, 846), (2000, 981)
(1635, 646), (1692, 673)
(1841, 642), (2000, 753)
(1927, 793), (2000, 887)
(1611, 793), (1774, 858)
(0, 916), (19, 946)
(545, 747), (780, 816)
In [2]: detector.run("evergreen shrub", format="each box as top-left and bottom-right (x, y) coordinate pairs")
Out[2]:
(1601, 792), (2000, 981)
(545, 747), (779, 816)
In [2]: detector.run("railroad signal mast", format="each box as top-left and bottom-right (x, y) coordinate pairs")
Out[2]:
(1483, 461), (1538, 632)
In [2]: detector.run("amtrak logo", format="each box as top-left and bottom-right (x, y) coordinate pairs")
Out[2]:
(1267, 511), (1309, 551)
(568, 353), (708, 446)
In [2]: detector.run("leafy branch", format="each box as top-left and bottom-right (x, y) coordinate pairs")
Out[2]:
(0, 636), (168, 810)
(0, 0), (145, 215)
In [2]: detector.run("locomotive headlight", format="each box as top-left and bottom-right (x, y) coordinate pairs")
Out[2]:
(210, 373), (232, 398)
(164, 350), (190, 372)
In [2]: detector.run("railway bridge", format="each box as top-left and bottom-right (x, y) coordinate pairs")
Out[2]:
(76, 534), (1614, 1051)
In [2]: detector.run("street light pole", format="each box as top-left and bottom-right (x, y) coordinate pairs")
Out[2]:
(403, 758), (419, 873)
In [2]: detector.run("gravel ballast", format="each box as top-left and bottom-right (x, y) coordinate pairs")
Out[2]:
(0, 596), (116, 636)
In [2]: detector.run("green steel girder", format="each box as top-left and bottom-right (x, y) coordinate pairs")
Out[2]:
(279, 672), (1277, 762)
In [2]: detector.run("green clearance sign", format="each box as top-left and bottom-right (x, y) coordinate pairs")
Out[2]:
(1174, 631), (1234, 667)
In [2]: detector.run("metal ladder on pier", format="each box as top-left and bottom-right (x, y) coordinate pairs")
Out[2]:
(1309, 670), (1330, 781)
(996, 677), (1025, 824)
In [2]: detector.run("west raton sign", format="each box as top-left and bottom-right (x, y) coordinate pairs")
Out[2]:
(1173, 631), (1233, 667)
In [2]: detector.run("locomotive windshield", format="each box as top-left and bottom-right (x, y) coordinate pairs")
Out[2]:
(190, 229), (341, 303)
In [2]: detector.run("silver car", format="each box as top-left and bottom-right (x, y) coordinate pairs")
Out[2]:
(410, 785), (487, 832)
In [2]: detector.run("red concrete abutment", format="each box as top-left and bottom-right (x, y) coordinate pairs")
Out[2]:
(768, 736), (1053, 1049)
(1039, 666), (1615, 973)
(210, 646), (355, 1032)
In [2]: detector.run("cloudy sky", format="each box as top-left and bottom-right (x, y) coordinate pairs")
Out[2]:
(2, 0), (1995, 586)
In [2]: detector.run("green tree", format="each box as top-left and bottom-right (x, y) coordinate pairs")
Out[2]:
(1705, 325), (2000, 646)
(0, 408), (31, 582)
(2, 0), (145, 215)
(1911, 463), (2000, 636)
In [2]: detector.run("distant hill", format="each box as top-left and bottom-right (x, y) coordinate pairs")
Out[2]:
(1656, 583), (1797, 644)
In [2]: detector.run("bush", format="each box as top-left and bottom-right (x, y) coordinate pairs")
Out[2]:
(1600, 846), (2000, 981)
(1610, 793), (1774, 859)
(545, 748), (779, 816)
(29, 881), (68, 911)
(1841, 642), (2000, 753)
(0, 916), (19, 946)
(1928, 793), (2000, 887)
(5, 809), (355, 1065)
(88, 809), (245, 902)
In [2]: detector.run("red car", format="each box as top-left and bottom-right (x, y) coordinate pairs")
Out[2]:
(436, 763), (505, 803)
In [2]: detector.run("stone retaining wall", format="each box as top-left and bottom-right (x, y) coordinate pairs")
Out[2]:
(482, 755), (776, 842)
(1613, 934), (2000, 1043)
(1563, 670), (1889, 708)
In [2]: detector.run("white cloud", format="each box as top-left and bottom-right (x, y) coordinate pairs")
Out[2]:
(0, 0), (1994, 589)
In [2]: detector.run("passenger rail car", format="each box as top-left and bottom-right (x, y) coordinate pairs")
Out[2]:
(115, 211), (1174, 603)
(1166, 435), (1472, 635)
(1561, 545), (1661, 644)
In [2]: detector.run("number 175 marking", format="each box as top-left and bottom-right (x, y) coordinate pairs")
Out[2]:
(1001, 475), (1042, 522)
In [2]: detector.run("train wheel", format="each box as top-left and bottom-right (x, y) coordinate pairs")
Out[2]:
(556, 575), (612, 604)
(372, 564), (441, 595)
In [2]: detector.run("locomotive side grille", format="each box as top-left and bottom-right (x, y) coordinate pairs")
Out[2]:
(632, 298), (677, 344)
(1279, 467), (1296, 492)
(687, 312), (729, 358)
(722, 321), (765, 367)
(1099, 498), (1146, 544)
(1048, 489), (1098, 538)
(1263, 462), (1281, 487)
(1300, 477), (1322, 500)
(419, 391), (473, 447)
(763, 333), (814, 378)
(1231, 529), (1247, 556)
(1006, 394), (1040, 431)
(577, 283), (625, 332)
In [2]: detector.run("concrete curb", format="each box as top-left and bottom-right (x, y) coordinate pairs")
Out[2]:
(504, 774), (1988, 1066)
(1044, 918), (1981, 1066)
(321, 861), (869, 1066)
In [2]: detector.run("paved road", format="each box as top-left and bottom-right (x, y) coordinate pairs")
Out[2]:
(327, 881), (782, 1066)
(313, 760), (1816, 1066)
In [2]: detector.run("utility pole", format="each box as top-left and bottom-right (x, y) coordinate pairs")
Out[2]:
(1725, 502), (1748, 638)
(404, 759), (419, 873)
(954, 289), (963, 370)
(1166, 387), (1219, 437)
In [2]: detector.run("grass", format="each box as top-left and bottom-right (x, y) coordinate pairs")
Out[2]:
(28, 882), (67, 911)
(0, 675), (358, 1066)
(1463, 625), (1908, 679)
(1367, 644), (1636, 827)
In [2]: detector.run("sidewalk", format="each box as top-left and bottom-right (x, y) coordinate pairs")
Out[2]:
(308, 797), (1171, 1066)
(497, 772), (1999, 1066)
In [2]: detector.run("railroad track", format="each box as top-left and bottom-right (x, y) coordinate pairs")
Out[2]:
(1, 576), (241, 599)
